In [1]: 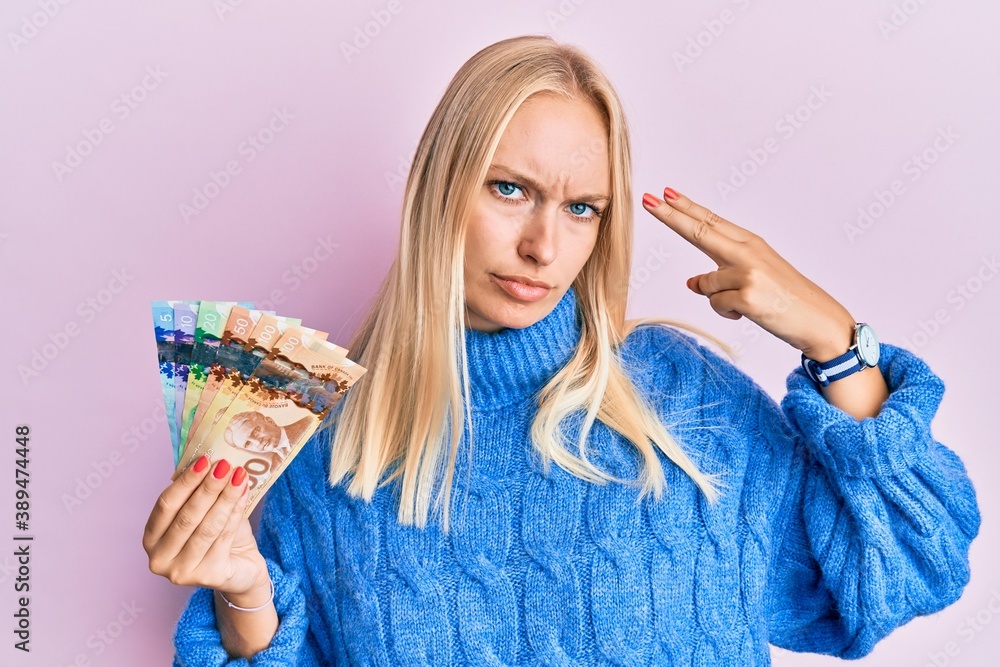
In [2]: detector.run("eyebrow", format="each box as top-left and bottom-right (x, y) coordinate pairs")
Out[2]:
(488, 163), (610, 204)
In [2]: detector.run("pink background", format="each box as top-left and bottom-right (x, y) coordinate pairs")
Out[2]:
(2, 1), (997, 665)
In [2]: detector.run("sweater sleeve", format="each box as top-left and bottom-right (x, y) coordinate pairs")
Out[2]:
(758, 342), (981, 658)
(171, 432), (331, 666)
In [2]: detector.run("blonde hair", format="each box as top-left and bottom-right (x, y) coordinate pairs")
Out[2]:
(327, 34), (735, 532)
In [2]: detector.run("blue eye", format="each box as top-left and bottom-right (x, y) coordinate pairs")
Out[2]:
(498, 182), (515, 196)
(566, 200), (601, 222)
(491, 180), (525, 199)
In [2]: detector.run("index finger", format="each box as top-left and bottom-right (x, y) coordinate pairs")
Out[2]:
(142, 455), (211, 552)
(641, 190), (751, 263)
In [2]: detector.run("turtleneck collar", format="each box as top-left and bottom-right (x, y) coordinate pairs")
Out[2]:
(463, 285), (582, 411)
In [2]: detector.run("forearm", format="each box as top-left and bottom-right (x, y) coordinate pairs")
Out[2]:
(214, 577), (279, 659)
(817, 363), (889, 421)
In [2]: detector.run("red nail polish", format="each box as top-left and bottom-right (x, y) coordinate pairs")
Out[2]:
(231, 466), (246, 486)
(642, 192), (659, 207)
(193, 455), (209, 473)
(213, 459), (231, 479)
(663, 187), (679, 200)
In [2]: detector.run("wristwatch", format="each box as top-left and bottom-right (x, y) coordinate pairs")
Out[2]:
(801, 323), (880, 387)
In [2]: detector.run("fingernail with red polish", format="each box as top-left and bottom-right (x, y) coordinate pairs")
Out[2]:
(231, 466), (246, 486)
(213, 459), (231, 479)
(663, 187), (679, 200)
(193, 455), (209, 473)
(642, 192), (659, 207)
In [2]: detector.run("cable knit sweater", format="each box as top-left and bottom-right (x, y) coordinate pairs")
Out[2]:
(172, 285), (980, 666)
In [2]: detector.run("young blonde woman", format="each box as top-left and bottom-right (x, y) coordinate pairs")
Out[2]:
(144, 35), (981, 665)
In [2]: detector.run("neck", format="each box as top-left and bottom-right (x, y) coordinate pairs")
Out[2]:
(462, 286), (582, 410)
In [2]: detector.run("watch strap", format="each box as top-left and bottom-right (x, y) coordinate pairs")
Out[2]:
(801, 348), (863, 387)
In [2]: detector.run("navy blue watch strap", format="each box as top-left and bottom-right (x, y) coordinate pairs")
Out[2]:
(801, 348), (862, 387)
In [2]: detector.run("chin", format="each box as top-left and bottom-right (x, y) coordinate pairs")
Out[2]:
(469, 289), (552, 331)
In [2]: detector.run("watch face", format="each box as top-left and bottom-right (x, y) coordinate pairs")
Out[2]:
(856, 324), (880, 366)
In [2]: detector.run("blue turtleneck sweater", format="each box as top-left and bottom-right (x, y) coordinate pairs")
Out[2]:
(172, 285), (980, 666)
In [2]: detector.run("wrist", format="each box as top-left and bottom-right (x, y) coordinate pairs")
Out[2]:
(218, 570), (272, 609)
(802, 318), (855, 363)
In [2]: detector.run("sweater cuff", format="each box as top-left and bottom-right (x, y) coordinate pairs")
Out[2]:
(779, 342), (945, 479)
(172, 557), (308, 666)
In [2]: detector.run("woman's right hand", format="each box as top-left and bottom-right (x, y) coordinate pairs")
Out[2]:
(143, 456), (270, 599)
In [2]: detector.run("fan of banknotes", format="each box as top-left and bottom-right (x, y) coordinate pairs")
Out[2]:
(151, 300), (367, 517)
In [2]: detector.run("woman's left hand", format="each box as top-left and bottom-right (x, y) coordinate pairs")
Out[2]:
(641, 187), (857, 361)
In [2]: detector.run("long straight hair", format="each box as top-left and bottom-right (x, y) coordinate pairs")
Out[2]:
(326, 34), (732, 532)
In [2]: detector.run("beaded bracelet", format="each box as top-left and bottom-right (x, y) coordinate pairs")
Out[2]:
(218, 579), (274, 612)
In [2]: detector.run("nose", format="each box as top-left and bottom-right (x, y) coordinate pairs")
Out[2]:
(517, 206), (558, 266)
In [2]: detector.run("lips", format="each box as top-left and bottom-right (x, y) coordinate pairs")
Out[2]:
(491, 274), (552, 303)
(494, 274), (551, 288)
